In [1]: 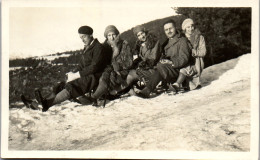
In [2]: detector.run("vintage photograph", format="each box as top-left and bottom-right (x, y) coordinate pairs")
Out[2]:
(1, 0), (259, 159)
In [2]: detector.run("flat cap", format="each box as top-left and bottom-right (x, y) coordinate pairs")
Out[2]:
(78, 26), (93, 35)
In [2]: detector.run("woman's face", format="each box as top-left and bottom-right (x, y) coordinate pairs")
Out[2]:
(107, 32), (117, 42)
(185, 23), (195, 35)
(137, 31), (147, 42)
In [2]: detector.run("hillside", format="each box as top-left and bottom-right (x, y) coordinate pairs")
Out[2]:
(8, 54), (250, 151)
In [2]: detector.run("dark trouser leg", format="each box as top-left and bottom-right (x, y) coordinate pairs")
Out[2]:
(126, 70), (139, 86)
(139, 70), (162, 97)
(115, 70), (138, 95)
(65, 74), (99, 98)
(146, 70), (163, 91)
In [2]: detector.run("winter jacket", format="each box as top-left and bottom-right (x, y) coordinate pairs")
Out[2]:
(101, 38), (133, 89)
(139, 40), (161, 68)
(110, 40), (133, 72)
(134, 40), (161, 83)
(65, 39), (110, 98)
(75, 39), (110, 77)
(189, 28), (206, 76)
(182, 28), (207, 90)
(161, 32), (191, 69)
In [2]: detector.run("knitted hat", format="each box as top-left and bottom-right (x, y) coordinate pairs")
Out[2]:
(133, 25), (146, 36)
(182, 18), (194, 31)
(104, 25), (120, 38)
(78, 26), (93, 35)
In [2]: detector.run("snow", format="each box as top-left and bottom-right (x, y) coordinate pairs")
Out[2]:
(36, 54), (71, 61)
(8, 54), (251, 152)
(9, 67), (23, 71)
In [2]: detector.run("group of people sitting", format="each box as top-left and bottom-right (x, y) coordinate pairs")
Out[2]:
(21, 18), (206, 112)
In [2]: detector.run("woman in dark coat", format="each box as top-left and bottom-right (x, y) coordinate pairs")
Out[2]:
(87, 25), (133, 106)
(125, 25), (161, 93)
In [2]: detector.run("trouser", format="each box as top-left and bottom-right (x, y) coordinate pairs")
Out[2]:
(40, 73), (101, 111)
(146, 63), (179, 91)
(65, 73), (101, 98)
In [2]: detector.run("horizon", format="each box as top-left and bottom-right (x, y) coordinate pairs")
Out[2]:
(9, 1), (176, 59)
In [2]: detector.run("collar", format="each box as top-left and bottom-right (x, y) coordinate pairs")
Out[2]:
(83, 39), (98, 52)
(164, 34), (180, 50)
(89, 39), (95, 46)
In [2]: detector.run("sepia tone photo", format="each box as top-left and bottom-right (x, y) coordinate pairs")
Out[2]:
(1, 0), (259, 159)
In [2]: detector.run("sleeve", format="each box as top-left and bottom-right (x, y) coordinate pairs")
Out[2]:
(122, 43), (133, 70)
(79, 46), (105, 77)
(171, 38), (191, 69)
(192, 35), (206, 57)
(146, 41), (162, 67)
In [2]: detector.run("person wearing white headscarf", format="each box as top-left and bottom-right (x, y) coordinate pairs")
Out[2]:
(169, 18), (206, 92)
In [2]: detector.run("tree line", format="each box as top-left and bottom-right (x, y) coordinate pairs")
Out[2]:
(10, 8), (251, 68)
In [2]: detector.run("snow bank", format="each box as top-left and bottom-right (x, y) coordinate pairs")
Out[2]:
(8, 54), (251, 151)
(36, 54), (71, 61)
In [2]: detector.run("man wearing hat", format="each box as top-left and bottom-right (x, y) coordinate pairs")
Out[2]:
(136, 19), (191, 98)
(21, 25), (110, 111)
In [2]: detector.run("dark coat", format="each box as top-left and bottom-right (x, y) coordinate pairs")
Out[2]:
(75, 39), (110, 77)
(161, 32), (191, 69)
(134, 34), (162, 83)
(156, 33), (191, 83)
(65, 39), (111, 98)
(101, 39), (133, 90)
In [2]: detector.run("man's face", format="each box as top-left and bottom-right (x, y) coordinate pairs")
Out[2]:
(107, 32), (117, 42)
(164, 23), (176, 38)
(137, 31), (147, 42)
(79, 34), (92, 45)
(185, 23), (195, 35)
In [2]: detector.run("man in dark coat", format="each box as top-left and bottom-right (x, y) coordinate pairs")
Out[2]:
(136, 20), (191, 98)
(21, 26), (111, 111)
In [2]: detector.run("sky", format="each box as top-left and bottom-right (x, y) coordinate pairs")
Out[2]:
(9, 0), (177, 59)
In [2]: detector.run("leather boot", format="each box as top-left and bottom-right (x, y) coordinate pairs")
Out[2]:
(35, 89), (70, 112)
(20, 95), (40, 110)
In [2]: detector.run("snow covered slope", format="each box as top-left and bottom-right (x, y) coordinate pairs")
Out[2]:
(8, 54), (251, 151)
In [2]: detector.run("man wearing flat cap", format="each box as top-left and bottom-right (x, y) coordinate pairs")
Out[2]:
(21, 25), (111, 112)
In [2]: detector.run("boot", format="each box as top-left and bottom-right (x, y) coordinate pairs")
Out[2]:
(20, 95), (40, 110)
(136, 87), (151, 98)
(35, 89), (53, 112)
(168, 83), (179, 93)
(168, 73), (187, 93)
(84, 96), (98, 106)
(35, 89), (70, 112)
(116, 85), (131, 95)
(90, 81), (109, 107)
(34, 88), (57, 104)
